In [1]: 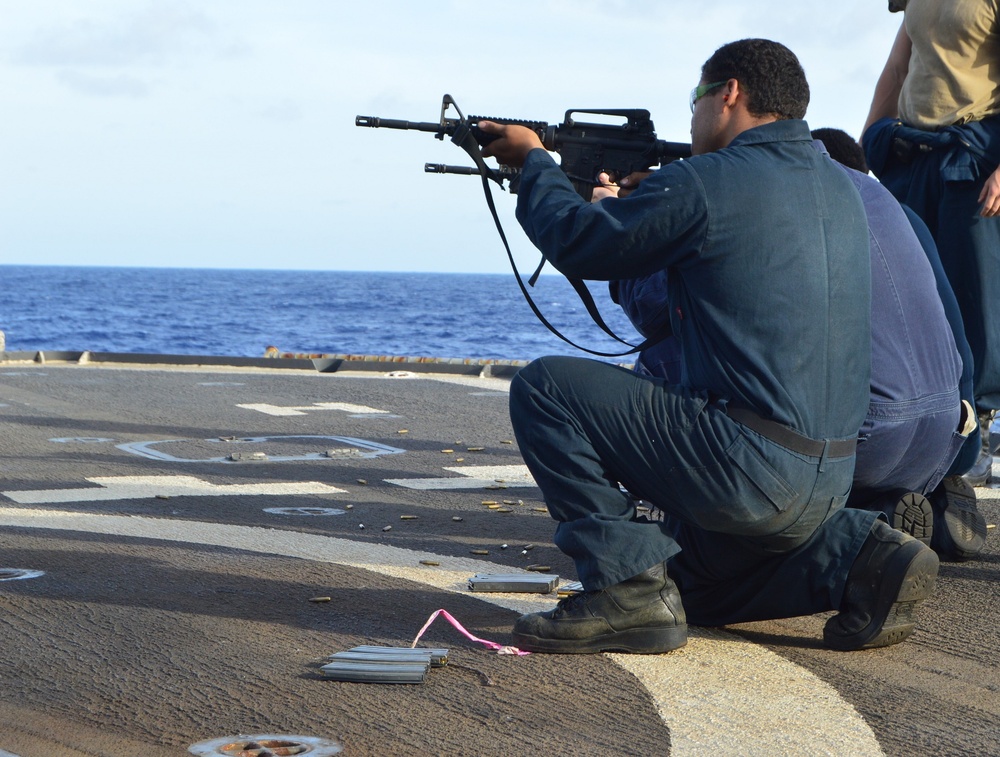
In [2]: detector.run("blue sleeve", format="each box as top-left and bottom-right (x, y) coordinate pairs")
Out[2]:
(514, 149), (708, 281)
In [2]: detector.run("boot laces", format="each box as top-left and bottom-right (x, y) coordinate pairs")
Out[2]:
(553, 589), (596, 617)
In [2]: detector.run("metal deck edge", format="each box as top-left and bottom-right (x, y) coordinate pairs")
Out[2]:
(0, 349), (528, 378)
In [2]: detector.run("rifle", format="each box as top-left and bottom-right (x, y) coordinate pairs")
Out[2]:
(355, 95), (692, 357)
(356, 94), (691, 201)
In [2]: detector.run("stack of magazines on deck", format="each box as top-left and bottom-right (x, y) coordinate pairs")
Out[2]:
(320, 645), (450, 684)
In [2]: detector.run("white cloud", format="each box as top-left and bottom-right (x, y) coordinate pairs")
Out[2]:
(13, 4), (223, 69)
(55, 69), (148, 97)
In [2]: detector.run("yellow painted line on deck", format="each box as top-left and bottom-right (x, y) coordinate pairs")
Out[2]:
(0, 507), (881, 756)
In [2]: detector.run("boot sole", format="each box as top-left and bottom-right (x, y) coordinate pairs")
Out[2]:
(933, 477), (987, 561)
(512, 624), (688, 655)
(824, 541), (939, 651)
(889, 492), (933, 546)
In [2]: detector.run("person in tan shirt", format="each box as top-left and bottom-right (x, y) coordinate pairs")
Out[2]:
(863, 0), (1000, 497)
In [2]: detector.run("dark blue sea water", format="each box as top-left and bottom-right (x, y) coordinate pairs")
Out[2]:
(0, 266), (644, 362)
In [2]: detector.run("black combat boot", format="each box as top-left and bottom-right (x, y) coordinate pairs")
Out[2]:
(824, 520), (939, 651)
(511, 562), (687, 654)
(962, 410), (995, 487)
(928, 476), (988, 561)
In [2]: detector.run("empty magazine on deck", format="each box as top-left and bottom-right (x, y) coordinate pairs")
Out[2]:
(468, 573), (560, 593)
(320, 645), (450, 683)
(320, 660), (429, 684)
(341, 645), (449, 667)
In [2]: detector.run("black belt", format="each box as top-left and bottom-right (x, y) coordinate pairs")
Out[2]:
(726, 407), (857, 459)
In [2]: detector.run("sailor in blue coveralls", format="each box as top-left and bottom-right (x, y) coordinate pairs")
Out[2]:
(614, 129), (987, 562)
(478, 39), (940, 654)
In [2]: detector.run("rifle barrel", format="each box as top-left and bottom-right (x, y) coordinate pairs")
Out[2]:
(355, 116), (449, 134)
(425, 163), (480, 175)
(425, 163), (521, 180)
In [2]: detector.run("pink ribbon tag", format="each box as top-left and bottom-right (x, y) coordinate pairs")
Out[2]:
(411, 608), (531, 656)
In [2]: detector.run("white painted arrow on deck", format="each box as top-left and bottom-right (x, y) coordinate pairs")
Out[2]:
(236, 401), (388, 417)
(1, 475), (346, 505)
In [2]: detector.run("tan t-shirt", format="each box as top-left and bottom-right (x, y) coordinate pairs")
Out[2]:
(899, 0), (1000, 128)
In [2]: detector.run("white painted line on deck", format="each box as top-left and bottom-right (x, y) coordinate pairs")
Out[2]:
(1, 475), (346, 505)
(386, 464), (536, 490)
(237, 401), (389, 417)
(0, 507), (881, 757)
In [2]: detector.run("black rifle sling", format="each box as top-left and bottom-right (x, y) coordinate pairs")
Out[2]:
(528, 254), (638, 346)
(450, 122), (667, 358)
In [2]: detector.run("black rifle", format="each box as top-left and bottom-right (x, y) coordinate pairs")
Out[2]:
(356, 94), (691, 201)
(355, 95), (691, 357)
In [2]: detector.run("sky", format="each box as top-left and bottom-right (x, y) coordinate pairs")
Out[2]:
(0, 1), (904, 274)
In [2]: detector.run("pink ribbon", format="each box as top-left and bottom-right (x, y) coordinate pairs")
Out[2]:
(411, 608), (531, 656)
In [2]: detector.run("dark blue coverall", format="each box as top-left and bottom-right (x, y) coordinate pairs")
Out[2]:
(509, 120), (882, 626)
(902, 206), (980, 476)
(614, 160), (969, 498)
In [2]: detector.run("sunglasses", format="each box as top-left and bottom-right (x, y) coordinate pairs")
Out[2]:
(689, 80), (727, 113)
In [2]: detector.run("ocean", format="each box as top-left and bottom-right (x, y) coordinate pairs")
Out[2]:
(0, 266), (644, 363)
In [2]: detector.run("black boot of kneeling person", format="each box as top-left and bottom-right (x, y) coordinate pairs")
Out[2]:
(824, 519), (939, 651)
(928, 476), (988, 561)
(511, 562), (687, 654)
(962, 410), (995, 487)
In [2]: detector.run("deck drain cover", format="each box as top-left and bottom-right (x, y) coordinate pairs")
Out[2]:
(0, 569), (45, 581)
(263, 507), (346, 517)
(189, 734), (341, 756)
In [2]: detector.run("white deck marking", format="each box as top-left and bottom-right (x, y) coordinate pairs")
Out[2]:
(237, 401), (388, 417)
(117, 435), (404, 463)
(385, 465), (536, 491)
(0, 507), (881, 756)
(1, 475), (346, 505)
(386, 464), (536, 490)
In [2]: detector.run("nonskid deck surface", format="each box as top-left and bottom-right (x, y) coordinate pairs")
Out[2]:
(0, 355), (996, 757)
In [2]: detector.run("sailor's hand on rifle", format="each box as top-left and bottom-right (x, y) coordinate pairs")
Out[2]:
(591, 173), (620, 202)
(591, 170), (653, 202)
(616, 171), (652, 198)
(478, 121), (544, 167)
